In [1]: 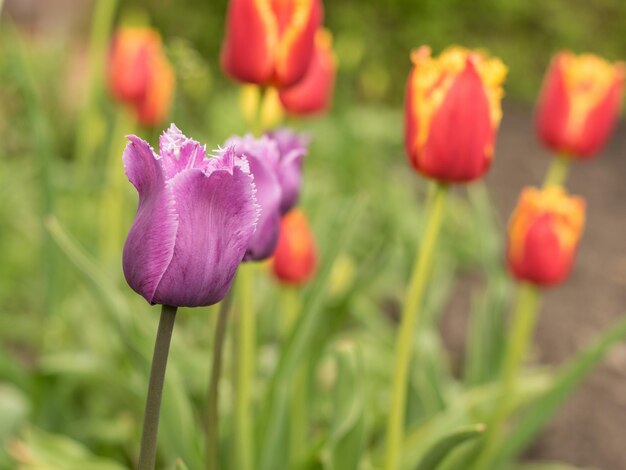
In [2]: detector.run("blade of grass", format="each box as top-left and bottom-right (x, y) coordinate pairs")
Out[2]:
(415, 424), (485, 470)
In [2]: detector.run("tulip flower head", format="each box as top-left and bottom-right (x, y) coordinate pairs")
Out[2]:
(108, 27), (175, 126)
(507, 187), (585, 287)
(265, 128), (309, 213)
(272, 209), (317, 285)
(536, 51), (625, 159)
(405, 46), (507, 183)
(221, 0), (323, 87)
(122, 125), (259, 307)
(279, 29), (337, 115)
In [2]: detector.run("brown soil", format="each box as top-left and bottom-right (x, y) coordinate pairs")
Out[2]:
(441, 103), (626, 470)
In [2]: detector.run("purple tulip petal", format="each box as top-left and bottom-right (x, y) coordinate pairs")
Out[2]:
(122, 137), (178, 304)
(265, 129), (309, 213)
(152, 162), (258, 307)
(243, 154), (281, 261)
(159, 124), (211, 179)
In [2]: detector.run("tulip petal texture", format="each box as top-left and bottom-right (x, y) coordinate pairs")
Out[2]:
(536, 51), (625, 159)
(122, 125), (259, 307)
(225, 130), (309, 260)
(507, 186), (586, 287)
(266, 128), (309, 214)
(279, 29), (337, 115)
(221, 0), (323, 87)
(405, 46), (507, 183)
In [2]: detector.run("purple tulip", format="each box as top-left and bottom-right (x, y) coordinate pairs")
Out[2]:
(266, 129), (310, 215)
(122, 125), (259, 307)
(224, 134), (282, 261)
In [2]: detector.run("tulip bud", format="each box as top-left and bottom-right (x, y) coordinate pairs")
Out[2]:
(405, 46), (507, 183)
(507, 187), (585, 287)
(221, 0), (323, 88)
(272, 210), (317, 285)
(107, 27), (175, 126)
(536, 51), (625, 159)
(279, 29), (337, 115)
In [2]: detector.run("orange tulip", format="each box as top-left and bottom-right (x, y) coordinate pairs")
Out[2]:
(272, 209), (317, 285)
(221, 0), (323, 88)
(507, 187), (585, 287)
(107, 27), (175, 126)
(536, 51), (625, 159)
(405, 46), (507, 183)
(279, 29), (336, 115)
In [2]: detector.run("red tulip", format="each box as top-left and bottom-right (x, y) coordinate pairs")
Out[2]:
(507, 187), (585, 287)
(272, 209), (317, 285)
(221, 0), (323, 88)
(405, 46), (507, 183)
(279, 29), (336, 115)
(536, 51), (625, 159)
(107, 27), (175, 126)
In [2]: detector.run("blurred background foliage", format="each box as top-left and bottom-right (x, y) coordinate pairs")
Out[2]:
(1, 0), (626, 469)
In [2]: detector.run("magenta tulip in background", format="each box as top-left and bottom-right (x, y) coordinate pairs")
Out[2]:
(122, 125), (259, 307)
(266, 128), (309, 215)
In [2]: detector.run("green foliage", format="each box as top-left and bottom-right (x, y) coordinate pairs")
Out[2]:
(1, 2), (625, 470)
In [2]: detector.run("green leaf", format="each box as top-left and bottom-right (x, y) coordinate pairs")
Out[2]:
(9, 426), (126, 470)
(322, 343), (366, 470)
(175, 458), (190, 470)
(258, 197), (367, 470)
(415, 424), (486, 470)
(497, 314), (626, 464)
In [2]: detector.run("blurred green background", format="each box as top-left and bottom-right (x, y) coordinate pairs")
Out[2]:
(2, 0), (626, 469)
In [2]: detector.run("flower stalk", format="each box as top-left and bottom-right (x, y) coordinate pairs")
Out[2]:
(543, 155), (570, 188)
(472, 283), (540, 470)
(138, 304), (178, 470)
(384, 183), (447, 470)
(205, 291), (235, 470)
(235, 265), (255, 470)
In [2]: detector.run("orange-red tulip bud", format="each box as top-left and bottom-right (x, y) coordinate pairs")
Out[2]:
(107, 27), (175, 126)
(405, 46), (507, 183)
(272, 209), (317, 285)
(221, 0), (323, 88)
(536, 51), (625, 159)
(507, 187), (585, 287)
(279, 29), (336, 115)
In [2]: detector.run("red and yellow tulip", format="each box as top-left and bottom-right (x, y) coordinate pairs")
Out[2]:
(536, 51), (625, 159)
(405, 46), (507, 183)
(221, 0), (323, 88)
(107, 27), (175, 126)
(507, 186), (585, 287)
(279, 29), (336, 115)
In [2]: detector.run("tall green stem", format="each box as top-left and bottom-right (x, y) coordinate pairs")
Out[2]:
(235, 266), (255, 470)
(205, 291), (235, 470)
(138, 305), (178, 470)
(384, 183), (448, 470)
(543, 155), (570, 188)
(74, 0), (119, 171)
(281, 287), (307, 466)
(472, 283), (540, 470)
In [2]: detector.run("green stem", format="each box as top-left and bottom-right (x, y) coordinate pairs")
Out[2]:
(384, 183), (448, 470)
(74, 0), (119, 171)
(138, 305), (178, 470)
(472, 283), (540, 470)
(100, 106), (135, 261)
(205, 291), (235, 470)
(281, 287), (307, 465)
(543, 155), (570, 188)
(235, 265), (255, 470)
